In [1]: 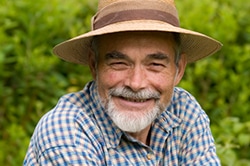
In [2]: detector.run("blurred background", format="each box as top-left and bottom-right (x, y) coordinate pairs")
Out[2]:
(0, 0), (249, 165)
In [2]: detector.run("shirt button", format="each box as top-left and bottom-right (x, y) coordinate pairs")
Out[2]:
(146, 153), (153, 160)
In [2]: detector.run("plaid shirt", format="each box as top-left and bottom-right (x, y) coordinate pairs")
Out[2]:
(24, 81), (220, 165)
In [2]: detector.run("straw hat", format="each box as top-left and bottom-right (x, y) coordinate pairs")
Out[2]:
(53, 0), (222, 64)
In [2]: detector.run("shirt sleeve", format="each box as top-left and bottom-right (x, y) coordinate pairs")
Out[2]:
(37, 145), (102, 165)
(179, 111), (221, 166)
(23, 95), (107, 165)
(24, 114), (106, 166)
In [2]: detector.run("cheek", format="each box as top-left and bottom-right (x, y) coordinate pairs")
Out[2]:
(96, 69), (125, 97)
(149, 71), (176, 89)
(99, 70), (123, 85)
(149, 73), (176, 105)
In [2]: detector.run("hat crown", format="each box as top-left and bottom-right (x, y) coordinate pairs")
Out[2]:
(97, 0), (176, 11)
(93, 0), (180, 30)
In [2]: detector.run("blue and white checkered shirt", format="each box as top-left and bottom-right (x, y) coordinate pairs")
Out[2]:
(24, 81), (220, 165)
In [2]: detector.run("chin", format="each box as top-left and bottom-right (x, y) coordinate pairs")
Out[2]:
(106, 100), (163, 133)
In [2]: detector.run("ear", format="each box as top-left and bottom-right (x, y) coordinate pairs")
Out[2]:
(174, 53), (187, 86)
(88, 49), (97, 80)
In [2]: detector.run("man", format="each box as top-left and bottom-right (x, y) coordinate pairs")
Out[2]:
(24, 0), (222, 165)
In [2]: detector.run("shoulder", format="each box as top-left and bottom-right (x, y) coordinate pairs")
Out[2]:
(24, 82), (109, 164)
(31, 88), (101, 158)
(170, 87), (210, 126)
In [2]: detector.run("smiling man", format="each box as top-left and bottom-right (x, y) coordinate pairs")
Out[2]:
(24, 0), (222, 165)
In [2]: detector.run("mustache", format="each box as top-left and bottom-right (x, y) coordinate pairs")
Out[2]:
(109, 87), (160, 100)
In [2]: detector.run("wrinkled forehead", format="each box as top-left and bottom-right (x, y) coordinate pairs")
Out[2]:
(92, 31), (177, 60)
(92, 31), (178, 55)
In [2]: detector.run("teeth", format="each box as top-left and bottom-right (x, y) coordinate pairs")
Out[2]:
(125, 98), (146, 102)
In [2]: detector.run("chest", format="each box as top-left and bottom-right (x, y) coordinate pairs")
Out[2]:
(103, 132), (181, 166)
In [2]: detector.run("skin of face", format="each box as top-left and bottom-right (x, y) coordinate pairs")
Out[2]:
(89, 31), (187, 142)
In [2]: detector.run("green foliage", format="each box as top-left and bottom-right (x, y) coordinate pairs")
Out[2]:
(0, 0), (249, 165)
(177, 0), (250, 165)
(0, 0), (96, 165)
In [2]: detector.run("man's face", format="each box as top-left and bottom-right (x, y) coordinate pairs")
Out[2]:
(89, 31), (186, 132)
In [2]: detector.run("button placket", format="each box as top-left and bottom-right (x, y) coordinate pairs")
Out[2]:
(146, 153), (153, 160)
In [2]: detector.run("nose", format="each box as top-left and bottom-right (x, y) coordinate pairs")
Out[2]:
(124, 66), (147, 92)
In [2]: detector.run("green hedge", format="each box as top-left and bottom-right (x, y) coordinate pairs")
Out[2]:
(0, 0), (249, 165)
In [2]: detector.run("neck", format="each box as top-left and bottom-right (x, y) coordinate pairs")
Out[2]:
(126, 125), (151, 145)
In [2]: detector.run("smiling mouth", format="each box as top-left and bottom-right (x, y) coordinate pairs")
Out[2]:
(109, 87), (160, 105)
(121, 96), (149, 103)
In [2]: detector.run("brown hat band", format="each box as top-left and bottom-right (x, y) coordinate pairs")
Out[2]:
(93, 9), (180, 30)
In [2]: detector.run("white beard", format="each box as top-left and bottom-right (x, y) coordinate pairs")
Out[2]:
(106, 99), (162, 132)
(102, 87), (165, 133)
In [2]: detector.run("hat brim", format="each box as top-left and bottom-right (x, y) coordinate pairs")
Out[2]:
(53, 20), (222, 64)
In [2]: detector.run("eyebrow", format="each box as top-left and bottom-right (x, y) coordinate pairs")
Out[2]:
(105, 51), (129, 61)
(146, 52), (170, 62)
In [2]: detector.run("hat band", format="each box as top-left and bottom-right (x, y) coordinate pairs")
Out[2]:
(93, 9), (180, 30)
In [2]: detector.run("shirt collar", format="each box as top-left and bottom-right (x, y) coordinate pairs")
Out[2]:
(155, 106), (182, 133)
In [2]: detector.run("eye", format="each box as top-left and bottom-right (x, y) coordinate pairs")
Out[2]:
(151, 63), (165, 67)
(148, 62), (166, 72)
(109, 61), (129, 70)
